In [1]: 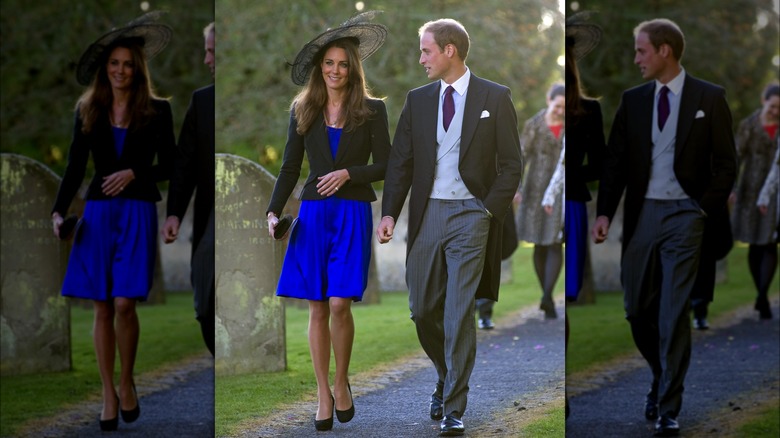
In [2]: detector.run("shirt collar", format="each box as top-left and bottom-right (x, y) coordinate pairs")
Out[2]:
(655, 67), (685, 97)
(440, 67), (471, 98)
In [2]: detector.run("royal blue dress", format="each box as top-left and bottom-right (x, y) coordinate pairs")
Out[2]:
(61, 127), (157, 301)
(275, 127), (373, 302)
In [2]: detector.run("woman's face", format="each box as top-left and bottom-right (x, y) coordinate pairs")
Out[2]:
(106, 47), (134, 91)
(546, 95), (565, 124)
(761, 94), (779, 124)
(321, 46), (349, 92)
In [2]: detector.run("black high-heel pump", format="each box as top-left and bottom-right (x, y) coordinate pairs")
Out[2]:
(314, 395), (334, 431)
(99, 396), (119, 431)
(120, 383), (140, 423)
(336, 383), (354, 423)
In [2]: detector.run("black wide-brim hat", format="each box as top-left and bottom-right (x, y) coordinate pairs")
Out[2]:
(566, 12), (602, 61)
(76, 11), (173, 86)
(290, 10), (387, 86)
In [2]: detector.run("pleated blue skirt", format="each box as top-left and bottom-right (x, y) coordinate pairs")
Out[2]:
(61, 198), (157, 301)
(565, 200), (588, 301)
(276, 197), (372, 302)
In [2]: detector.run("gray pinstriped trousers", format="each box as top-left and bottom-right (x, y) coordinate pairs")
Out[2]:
(622, 198), (705, 418)
(407, 198), (491, 417)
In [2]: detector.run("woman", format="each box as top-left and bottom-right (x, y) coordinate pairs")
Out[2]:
(730, 83), (779, 319)
(50, 12), (174, 431)
(562, 11), (604, 418)
(266, 11), (390, 431)
(516, 83), (566, 318)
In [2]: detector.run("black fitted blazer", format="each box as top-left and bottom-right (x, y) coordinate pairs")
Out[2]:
(52, 99), (175, 216)
(566, 98), (606, 203)
(266, 98), (391, 215)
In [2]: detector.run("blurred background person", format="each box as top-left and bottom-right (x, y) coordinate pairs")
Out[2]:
(516, 82), (565, 319)
(730, 83), (779, 319)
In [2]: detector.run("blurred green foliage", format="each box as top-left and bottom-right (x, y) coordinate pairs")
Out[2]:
(1, 0), (215, 175)
(567, 0), (779, 135)
(216, 0), (564, 174)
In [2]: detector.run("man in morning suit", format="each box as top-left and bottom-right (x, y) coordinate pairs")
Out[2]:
(376, 18), (522, 436)
(591, 18), (736, 436)
(162, 22), (216, 355)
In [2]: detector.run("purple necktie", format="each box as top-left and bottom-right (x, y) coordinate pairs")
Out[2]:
(658, 86), (670, 131)
(443, 86), (455, 131)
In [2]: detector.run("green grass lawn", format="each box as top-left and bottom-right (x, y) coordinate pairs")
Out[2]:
(0, 291), (206, 437)
(215, 244), (561, 436)
(567, 244), (780, 375)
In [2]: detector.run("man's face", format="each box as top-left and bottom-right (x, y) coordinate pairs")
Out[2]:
(419, 31), (449, 81)
(204, 30), (215, 78)
(634, 32), (664, 81)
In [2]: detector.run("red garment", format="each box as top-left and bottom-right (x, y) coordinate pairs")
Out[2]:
(764, 124), (778, 140)
(549, 124), (563, 140)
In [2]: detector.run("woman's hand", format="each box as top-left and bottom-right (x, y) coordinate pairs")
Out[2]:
(51, 212), (64, 238)
(267, 212), (279, 238)
(317, 169), (350, 197)
(102, 169), (135, 196)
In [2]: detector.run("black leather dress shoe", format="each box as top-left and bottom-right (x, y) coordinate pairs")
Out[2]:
(693, 317), (709, 330)
(440, 412), (465, 436)
(478, 318), (494, 330)
(430, 383), (444, 421)
(654, 415), (680, 436)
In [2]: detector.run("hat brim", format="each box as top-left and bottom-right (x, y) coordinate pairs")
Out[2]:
(566, 23), (602, 61)
(291, 13), (387, 86)
(76, 13), (172, 86)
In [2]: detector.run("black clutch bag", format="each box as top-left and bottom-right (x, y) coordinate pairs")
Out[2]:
(59, 215), (80, 241)
(273, 214), (297, 240)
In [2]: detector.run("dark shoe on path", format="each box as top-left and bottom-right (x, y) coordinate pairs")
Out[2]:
(120, 383), (140, 423)
(756, 298), (773, 319)
(335, 383), (354, 423)
(644, 394), (658, 420)
(439, 412), (465, 436)
(478, 318), (494, 330)
(99, 396), (119, 431)
(540, 298), (557, 319)
(693, 317), (709, 330)
(314, 395), (334, 431)
(430, 382), (444, 421)
(653, 415), (680, 436)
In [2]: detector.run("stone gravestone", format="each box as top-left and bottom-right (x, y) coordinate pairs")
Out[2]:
(215, 154), (285, 374)
(0, 154), (71, 375)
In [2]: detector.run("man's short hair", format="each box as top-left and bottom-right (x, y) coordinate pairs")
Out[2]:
(634, 18), (685, 61)
(419, 18), (470, 61)
(203, 22), (215, 38)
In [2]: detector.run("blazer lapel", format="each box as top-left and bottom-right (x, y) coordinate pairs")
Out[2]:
(460, 75), (487, 159)
(675, 74), (701, 156)
(334, 126), (353, 164)
(311, 114), (335, 167)
(638, 82), (655, 164)
(421, 83), (440, 166)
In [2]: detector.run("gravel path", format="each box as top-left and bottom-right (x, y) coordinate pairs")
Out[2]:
(566, 298), (780, 437)
(244, 302), (566, 437)
(20, 354), (215, 438)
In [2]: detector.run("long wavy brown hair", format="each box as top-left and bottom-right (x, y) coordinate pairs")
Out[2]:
(291, 38), (376, 135)
(75, 38), (161, 133)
